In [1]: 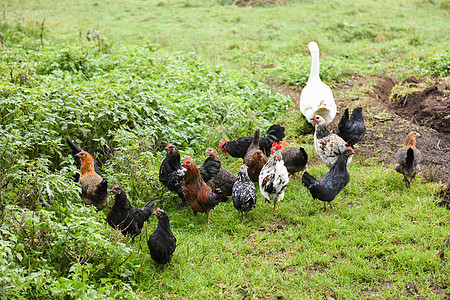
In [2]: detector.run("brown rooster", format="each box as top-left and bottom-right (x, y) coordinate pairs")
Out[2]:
(395, 131), (422, 186)
(76, 151), (109, 211)
(243, 129), (268, 182)
(182, 157), (227, 222)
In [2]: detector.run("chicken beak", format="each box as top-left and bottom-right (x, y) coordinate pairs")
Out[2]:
(416, 133), (421, 138)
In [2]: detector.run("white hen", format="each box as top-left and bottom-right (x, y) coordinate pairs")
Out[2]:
(300, 41), (337, 126)
(259, 143), (289, 214)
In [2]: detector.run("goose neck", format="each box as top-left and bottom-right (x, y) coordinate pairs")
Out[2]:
(309, 50), (320, 81)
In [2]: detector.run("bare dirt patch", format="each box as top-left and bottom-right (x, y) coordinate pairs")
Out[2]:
(380, 79), (450, 134)
(369, 76), (450, 183)
(269, 75), (450, 184)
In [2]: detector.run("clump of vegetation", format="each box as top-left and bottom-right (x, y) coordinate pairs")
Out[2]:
(415, 53), (450, 77)
(0, 21), (292, 206)
(388, 84), (423, 105)
(0, 206), (140, 299)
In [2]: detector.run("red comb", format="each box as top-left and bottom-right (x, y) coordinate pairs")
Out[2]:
(112, 184), (119, 189)
(182, 157), (192, 164)
(219, 140), (227, 150)
(271, 142), (281, 154)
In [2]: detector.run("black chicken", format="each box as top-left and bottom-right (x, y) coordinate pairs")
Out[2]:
(66, 137), (101, 182)
(202, 147), (237, 199)
(147, 208), (177, 265)
(108, 185), (160, 238)
(337, 107), (366, 147)
(281, 146), (308, 176)
(219, 124), (286, 158)
(199, 148), (222, 183)
(302, 147), (355, 211)
(232, 165), (257, 218)
(159, 144), (187, 202)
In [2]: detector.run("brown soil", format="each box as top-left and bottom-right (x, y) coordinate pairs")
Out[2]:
(389, 80), (450, 134)
(269, 76), (450, 185)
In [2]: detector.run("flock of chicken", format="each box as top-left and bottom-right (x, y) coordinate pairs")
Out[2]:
(66, 41), (422, 266)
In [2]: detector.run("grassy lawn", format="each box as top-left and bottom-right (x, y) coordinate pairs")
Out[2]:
(0, 0), (449, 299)
(4, 0), (449, 74)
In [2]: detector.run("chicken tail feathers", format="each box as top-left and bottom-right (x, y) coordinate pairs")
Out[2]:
(406, 148), (414, 167)
(265, 124), (286, 143)
(343, 108), (350, 120)
(66, 137), (84, 155)
(350, 107), (364, 121)
(212, 188), (228, 205)
(300, 147), (308, 164)
(337, 108), (350, 133)
(142, 199), (160, 217)
(251, 129), (261, 148)
(301, 172), (317, 189)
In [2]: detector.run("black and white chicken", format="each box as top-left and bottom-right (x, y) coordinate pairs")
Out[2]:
(259, 143), (289, 214)
(159, 144), (187, 202)
(313, 114), (352, 168)
(232, 165), (257, 218)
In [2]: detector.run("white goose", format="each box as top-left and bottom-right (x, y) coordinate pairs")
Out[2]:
(300, 41), (337, 126)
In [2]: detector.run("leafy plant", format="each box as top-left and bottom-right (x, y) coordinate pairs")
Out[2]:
(415, 53), (450, 77)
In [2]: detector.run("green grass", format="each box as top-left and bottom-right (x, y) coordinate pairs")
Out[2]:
(0, 0), (449, 299)
(3, 0), (449, 78)
(137, 164), (448, 299)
